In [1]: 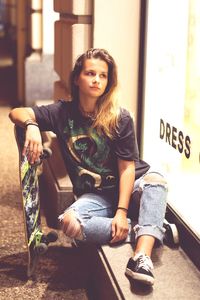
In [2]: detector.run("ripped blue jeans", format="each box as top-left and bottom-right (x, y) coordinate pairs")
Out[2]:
(61, 170), (168, 245)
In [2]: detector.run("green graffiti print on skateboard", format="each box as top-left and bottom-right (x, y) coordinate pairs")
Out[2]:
(15, 126), (58, 277)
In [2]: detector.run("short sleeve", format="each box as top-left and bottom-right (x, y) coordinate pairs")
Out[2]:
(113, 109), (139, 161)
(32, 100), (68, 133)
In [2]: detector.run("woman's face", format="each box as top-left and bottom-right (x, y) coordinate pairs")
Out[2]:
(75, 58), (109, 102)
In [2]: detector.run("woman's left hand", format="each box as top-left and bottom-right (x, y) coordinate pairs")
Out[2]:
(110, 210), (129, 243)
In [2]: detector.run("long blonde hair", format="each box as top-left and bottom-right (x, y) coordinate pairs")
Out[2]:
(70, 48), (120, 138)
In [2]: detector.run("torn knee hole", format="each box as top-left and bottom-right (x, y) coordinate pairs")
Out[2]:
(61, 209), (84, 240)
(143, 173), (167, 185)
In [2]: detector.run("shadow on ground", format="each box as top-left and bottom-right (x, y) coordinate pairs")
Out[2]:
(0, 245), (92, 299)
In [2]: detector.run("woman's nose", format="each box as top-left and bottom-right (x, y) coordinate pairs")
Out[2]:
(93, 75), (100, 83)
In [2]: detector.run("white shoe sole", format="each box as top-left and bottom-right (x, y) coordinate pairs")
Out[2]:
(125, 268), (154, 286)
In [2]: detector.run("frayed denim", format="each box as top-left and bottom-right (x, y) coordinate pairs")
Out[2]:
(61, 170), (168, 245)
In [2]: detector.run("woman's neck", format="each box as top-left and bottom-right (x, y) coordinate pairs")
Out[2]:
(79, 97), (97, 113)
(78, 98), (98, 120)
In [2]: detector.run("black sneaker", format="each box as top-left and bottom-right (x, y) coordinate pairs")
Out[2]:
(125, 252), (154, 286)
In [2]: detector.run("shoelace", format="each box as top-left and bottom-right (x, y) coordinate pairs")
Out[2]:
(135, 254), (153, 272)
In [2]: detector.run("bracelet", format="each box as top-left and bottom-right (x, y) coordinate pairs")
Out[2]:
(117, 207), (128, 213)
(24, 119), (39, 129)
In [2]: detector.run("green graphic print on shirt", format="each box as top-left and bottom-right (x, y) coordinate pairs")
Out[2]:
(63, 118), (117, 194)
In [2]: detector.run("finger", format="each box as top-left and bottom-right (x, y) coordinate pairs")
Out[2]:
(31, 144), (40, 164)
(22, 141), (30, 156)
(110, 228), (127, 244)
(110, 234), (121, 244)
(110, 228), (121, 244)
(29, 142), (43, 164)
(30, 153), (37, 164)
(111, 222), (116, 238)
(26, 141), (33, 162)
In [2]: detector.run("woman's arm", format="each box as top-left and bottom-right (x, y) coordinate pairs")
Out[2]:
(9, 107), (36, 126)
(110, 158), (135, 243)
(9, 107), (43, 163)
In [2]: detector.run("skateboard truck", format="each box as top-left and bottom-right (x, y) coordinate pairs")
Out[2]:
(33, 230), (58, 255)
(27, 230), (58, 277)
(33, 148), (53, 166)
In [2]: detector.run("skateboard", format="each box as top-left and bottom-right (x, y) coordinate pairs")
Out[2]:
(15, 125), (58, 277)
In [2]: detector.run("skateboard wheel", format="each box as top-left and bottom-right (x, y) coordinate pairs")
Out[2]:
(35, 243), (48, 255)
(32, 148), (52, 166)
(42, 148), (52, 159)
(47, 231), (58, 243)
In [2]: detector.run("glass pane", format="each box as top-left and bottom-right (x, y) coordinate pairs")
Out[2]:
(142, 0), (200, 238)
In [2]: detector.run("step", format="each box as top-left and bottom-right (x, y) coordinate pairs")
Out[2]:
(89, 242), (200, 299)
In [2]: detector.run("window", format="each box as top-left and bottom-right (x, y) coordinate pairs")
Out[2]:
(142, 0), (200, 238)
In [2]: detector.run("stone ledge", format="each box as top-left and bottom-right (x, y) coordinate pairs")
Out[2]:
(40, 130), (74, 228)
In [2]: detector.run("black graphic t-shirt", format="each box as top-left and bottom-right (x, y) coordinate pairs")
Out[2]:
(33, 100), (150, 195)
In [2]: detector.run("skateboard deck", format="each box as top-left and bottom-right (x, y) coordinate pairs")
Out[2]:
(15, 125), (58, 277)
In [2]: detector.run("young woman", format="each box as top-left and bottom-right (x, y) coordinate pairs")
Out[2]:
(9, 48), (168, 286)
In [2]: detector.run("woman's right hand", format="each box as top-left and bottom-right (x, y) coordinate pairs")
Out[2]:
(22, 125), (43, 164)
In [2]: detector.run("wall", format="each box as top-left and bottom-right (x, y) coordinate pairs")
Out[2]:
(93, 0), (141, 120)
(53, 0), (141, 122)
(43, 0), (59, 55)
(53, 0), (93, 100)
(25, 0), (59, 106)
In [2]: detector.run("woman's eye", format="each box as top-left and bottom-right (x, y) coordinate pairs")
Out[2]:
(86, 71), (95, 76)
(100, 73), (107, 79)
(85, 71), (107, 78)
